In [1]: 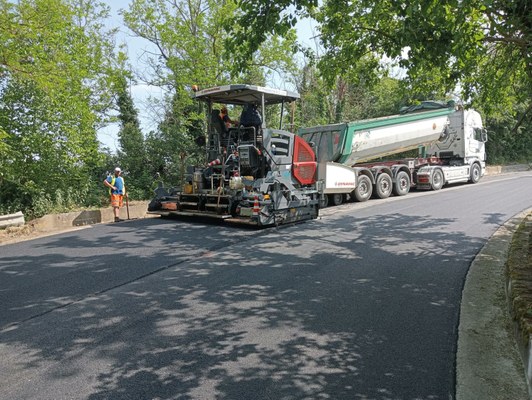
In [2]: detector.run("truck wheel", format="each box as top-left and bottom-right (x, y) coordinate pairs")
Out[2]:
(354, 175), (373, 202)
(469, 163), (481, 184)
(431, 169), (444, 190)
(319, 194), (329, 208)
(373, 173), (392, 199)
(393, 171), (410, 196)
(330, 193), (344, 206)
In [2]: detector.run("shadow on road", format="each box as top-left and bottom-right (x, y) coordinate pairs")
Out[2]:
(0, 213), (486, 399)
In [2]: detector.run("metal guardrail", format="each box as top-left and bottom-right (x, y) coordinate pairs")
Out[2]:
(0, 211), (25, 229)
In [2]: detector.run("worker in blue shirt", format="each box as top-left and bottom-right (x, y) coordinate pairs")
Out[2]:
(103, 167), (127, 222)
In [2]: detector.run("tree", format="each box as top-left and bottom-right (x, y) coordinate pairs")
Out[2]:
(0, 0), (126, 217)
(142, 91), (205, 188)
(293, 53), (411, 127)
(121, 0), (300, 186)
(1, 0), (120, 110)
(121, 0), (234, 187)
(484, 101), (532, 164)
(122, 0), (224, 89)
(122, 0), (300, 88)
(228, 0), (531, 131)
(114, 76), (153, 199)
(0, 77), (96, 216)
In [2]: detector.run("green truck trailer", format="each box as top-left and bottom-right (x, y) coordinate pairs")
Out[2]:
(298, 102), (488, 207)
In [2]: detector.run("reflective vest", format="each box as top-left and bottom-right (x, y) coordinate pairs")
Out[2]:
(109, 176), (125, 195)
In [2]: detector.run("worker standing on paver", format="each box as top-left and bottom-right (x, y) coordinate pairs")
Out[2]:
(103, 167), (127, 222)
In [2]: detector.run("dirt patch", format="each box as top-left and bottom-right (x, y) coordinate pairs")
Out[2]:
(0, 219), (90, 246)
(506, 212), (532, 341)
(0, 224), (41, 245)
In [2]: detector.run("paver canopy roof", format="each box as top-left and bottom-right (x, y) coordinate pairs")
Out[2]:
(194, 84), (299, 105)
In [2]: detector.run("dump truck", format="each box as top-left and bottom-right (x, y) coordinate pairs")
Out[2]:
(297, 102), (488, 207)
(148, 84), (320, 226)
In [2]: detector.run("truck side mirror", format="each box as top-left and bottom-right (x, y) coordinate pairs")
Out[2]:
(481, 129), (488, 143)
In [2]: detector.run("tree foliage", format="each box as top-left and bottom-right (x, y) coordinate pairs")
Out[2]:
(1, 0), (120, 109)
(294, 61), (408, 128)
(121, 0), (237, 187)
(122, 0), (233, 89)
(121, 0), (301, 187)
(485, 105), (532, 164)
(114, 76), (154, 199)
(141, 90), (206, 188)
(229, 0), (531, 129)
(0, 0), (125, 218)
(0, 0), (528, 221)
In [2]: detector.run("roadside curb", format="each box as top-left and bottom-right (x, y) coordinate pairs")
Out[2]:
(29, 201), (150, 232)
(485, 164), (531, 175)
(457, 209), (532, 400)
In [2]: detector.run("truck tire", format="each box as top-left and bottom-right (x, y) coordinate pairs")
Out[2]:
(330, 193), (344, 206)
(469, 163), (481, 184)
(431, 169), (444, 190)
(373, 173), (392, 199)
(393, 171), (410, 196)
(353, 175), (373, 202)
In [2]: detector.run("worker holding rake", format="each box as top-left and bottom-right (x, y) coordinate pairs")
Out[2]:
(103, 167), (128, 222)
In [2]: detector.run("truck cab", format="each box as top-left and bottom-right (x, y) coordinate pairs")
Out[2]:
(427, 108), (487, 161)
(422, 108), (488, 186)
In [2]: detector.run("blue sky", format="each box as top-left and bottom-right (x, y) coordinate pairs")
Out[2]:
(98, 0), (161, 152)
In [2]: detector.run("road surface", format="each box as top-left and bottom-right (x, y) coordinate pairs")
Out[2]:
(1, 171), (531, 399)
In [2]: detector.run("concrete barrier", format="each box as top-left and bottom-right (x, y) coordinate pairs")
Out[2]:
(30, 201), (151, 233)
(0, 211), (25, 229)
(486, 164), (531, 176)
(486, 165), (503, 175)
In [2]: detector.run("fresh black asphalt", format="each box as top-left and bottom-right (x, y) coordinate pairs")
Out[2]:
(1, 173), (531, 399)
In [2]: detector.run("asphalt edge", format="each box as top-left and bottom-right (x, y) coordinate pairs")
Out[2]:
(0, 201), (152, 246)
(456, 208), (532, 400)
